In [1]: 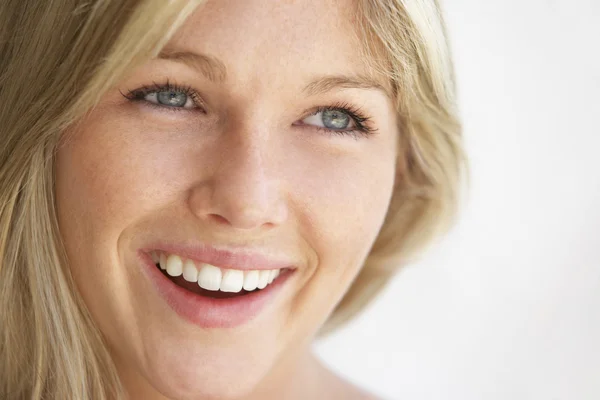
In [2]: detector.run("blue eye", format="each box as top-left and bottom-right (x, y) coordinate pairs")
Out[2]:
(295, 103), (377, 139)
(152, 90), (191, 108)
(302, 109), (355, 130)
(122, 81), (377, 139)
(122, 81), (204, 112)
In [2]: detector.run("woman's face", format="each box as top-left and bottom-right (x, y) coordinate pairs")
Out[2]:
(56, 0), (398, 398)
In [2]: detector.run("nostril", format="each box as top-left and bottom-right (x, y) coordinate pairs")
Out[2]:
(188, 180), (288, 230)
(208, 214), (230, 225)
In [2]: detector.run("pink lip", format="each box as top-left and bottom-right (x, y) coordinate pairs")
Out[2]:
(137, 251), (293, 328)
(140, 242), (297, 271)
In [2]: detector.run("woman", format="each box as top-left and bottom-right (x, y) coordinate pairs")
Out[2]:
(0, 0), (464, 398)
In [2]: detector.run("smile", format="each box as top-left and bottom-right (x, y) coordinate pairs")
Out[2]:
(137, 246), (295, 328)
(152, 251), (283, 294)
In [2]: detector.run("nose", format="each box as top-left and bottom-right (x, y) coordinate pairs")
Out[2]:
(188, 127), (288, 231)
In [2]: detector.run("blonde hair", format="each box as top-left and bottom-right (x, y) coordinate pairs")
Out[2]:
(0, 0), (465, 398)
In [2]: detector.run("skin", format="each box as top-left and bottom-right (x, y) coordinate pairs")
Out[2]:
(55, 0), (399, 398)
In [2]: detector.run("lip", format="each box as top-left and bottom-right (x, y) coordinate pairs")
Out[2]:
(137, 250), (293, 328)
(140, 242), (297, 271)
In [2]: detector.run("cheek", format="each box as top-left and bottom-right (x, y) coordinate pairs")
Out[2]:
(55, 118), (187, 235)
(293, 150), (395, 284)
(297, 152), (394, 251)
(54, 115), (177, 291)
(53, 115), (198, 343)
(280, 150), (395, 334)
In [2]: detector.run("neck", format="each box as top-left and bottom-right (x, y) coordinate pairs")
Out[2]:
(246, 348), (329, 400)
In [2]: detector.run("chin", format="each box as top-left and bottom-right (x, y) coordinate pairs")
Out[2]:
(145, 354), (266, 400)
(121, 325), (282, 400)
(106, 249), (297, 400)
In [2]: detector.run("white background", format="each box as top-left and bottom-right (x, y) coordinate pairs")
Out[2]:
(314, 1), (600, 399)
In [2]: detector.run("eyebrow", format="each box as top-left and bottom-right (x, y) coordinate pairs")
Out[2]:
(156, 49), (388, 96)
(157, 49), (227, 83)
(302, 75), (388, 97)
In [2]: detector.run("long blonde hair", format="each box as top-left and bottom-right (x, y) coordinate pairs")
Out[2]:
(0, 0), (465, 398)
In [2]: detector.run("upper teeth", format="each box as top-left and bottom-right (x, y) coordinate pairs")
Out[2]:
(151, 251), (281, 293)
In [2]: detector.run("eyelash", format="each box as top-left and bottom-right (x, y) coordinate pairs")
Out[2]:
(305, 102), (377, 139)
(121, 80), (377, 139)
(121, 80), (205, 112)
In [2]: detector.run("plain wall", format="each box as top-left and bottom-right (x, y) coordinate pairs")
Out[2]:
(314, 1), (600, 399)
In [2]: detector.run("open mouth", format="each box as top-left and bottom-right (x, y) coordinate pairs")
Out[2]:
(152, 251), (286, 300)
(141, 249), (294, 328)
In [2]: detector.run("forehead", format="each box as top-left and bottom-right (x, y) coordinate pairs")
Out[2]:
(164, 0), (385, 90)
